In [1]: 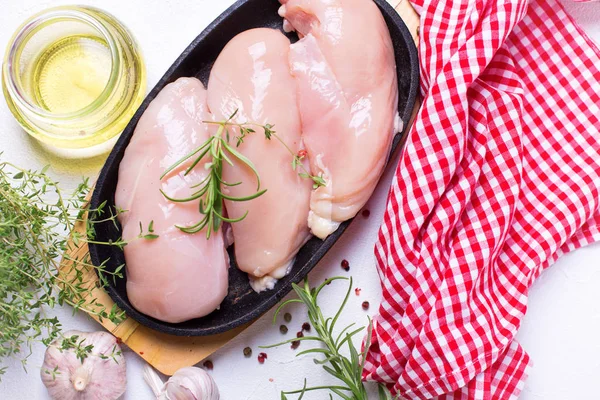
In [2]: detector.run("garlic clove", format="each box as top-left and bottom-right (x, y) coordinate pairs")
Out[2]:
(143, 364), (166, 398)
(165, 367), (220, 400)
(41, 330), (126, 400)
(144, 364), (220, 400)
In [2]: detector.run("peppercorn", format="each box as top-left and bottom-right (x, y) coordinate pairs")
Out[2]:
(203, 360), (213, 370)
(302, 322), (311, 332)
(291, 340), (300, 350)
(362, 209), (371, 218)
(243, 347), (252, 357)
(258, 352), (268, 364)
(341, 259), (350, 271)
(280, 325), (288, 334)
(362, 301), (370, 310)
(284, 312), (292, 323)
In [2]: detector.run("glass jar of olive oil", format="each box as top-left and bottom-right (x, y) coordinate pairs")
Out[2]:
(2, 6), (146, 158)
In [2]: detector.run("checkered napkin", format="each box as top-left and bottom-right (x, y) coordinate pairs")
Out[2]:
(362, 0), (600, 398)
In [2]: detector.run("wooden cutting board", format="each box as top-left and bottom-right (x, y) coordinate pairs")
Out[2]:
(59, 0), (420, 376)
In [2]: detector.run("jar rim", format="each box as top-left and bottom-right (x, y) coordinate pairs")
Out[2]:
(2, 6), (121, 121)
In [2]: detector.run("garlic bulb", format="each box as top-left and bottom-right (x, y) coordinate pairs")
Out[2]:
(40, 330), (126, 400)
(144, 364), (220, 400)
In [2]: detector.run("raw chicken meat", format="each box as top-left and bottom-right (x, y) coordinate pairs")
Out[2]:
(279, 0), (399, 238)
(207, 28), (312, 292)
(115, 77), (229, 323)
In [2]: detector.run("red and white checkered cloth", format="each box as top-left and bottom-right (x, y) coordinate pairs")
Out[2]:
(363, 0), (600, 398)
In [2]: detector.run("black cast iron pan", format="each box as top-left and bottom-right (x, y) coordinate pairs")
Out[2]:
(89, 0), (419, 336)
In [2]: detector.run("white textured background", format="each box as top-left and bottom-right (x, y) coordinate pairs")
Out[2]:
(0, 0), (599, 399)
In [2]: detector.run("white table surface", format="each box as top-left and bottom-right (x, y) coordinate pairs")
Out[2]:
(1, 1), (599, 399)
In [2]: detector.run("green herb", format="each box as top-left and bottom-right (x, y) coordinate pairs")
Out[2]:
(42, 365), (61, 381)
(160, 109), (267, 239)
(261, 277), (396, 400)
(57, 335), (122, 365)
(217, 114), (327, 190)
(161, 110), (328, 239)
(378, 385), (400, 400)
(59, 335), (94, 363)
(0, 159), (155, 377)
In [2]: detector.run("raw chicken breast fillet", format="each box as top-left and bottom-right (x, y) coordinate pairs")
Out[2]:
(115, 77), (229, 323)
(279, 0), (399, 238)
(207, 28), (312, 292)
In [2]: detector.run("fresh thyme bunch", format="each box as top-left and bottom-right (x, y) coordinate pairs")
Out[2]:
(0, 159), (154, 377)
(262, 277), (399, 400)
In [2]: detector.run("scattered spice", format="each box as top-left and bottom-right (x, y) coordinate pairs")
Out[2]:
(290, 340), (300, 350)
(296, 331), (304, 338)
(341, 259), (350, 271)
(243, 347), (252, 358)
(279, 325), (288, 334)
(269, 378), (274, 382)
(284, 312), (292, 323)
(362, 209), (371, 218)
(258, 352), (268, 364)
(362, 301), (370, 310)
(297, 149), (308, 158)
(355, 288), (362, 296)
(139, 351), (144, 355)
(302, 322), (311, 332)
(203, 360), (213, 370)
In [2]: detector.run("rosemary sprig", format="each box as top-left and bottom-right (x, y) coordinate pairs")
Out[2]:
(160, 109), (327, 238)
(159, 110), (267, 238)
(261, 277), (396, 400)
(0, 159), (155, 377)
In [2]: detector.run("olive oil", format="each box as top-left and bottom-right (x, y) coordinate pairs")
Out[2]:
(27, 35), (112, 114)
(2, 6), (146, 157)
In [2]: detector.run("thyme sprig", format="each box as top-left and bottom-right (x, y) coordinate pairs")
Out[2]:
(57, 334), (122, 363)
(261, 277), (396, 400)
(0, 159), (155, 377)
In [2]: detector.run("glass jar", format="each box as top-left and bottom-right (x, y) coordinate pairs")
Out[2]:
(2, 6), (146, 158)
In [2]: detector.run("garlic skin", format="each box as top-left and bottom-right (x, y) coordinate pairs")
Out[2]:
(144, 364), (220, 400)
(41, 330), (126, 400)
